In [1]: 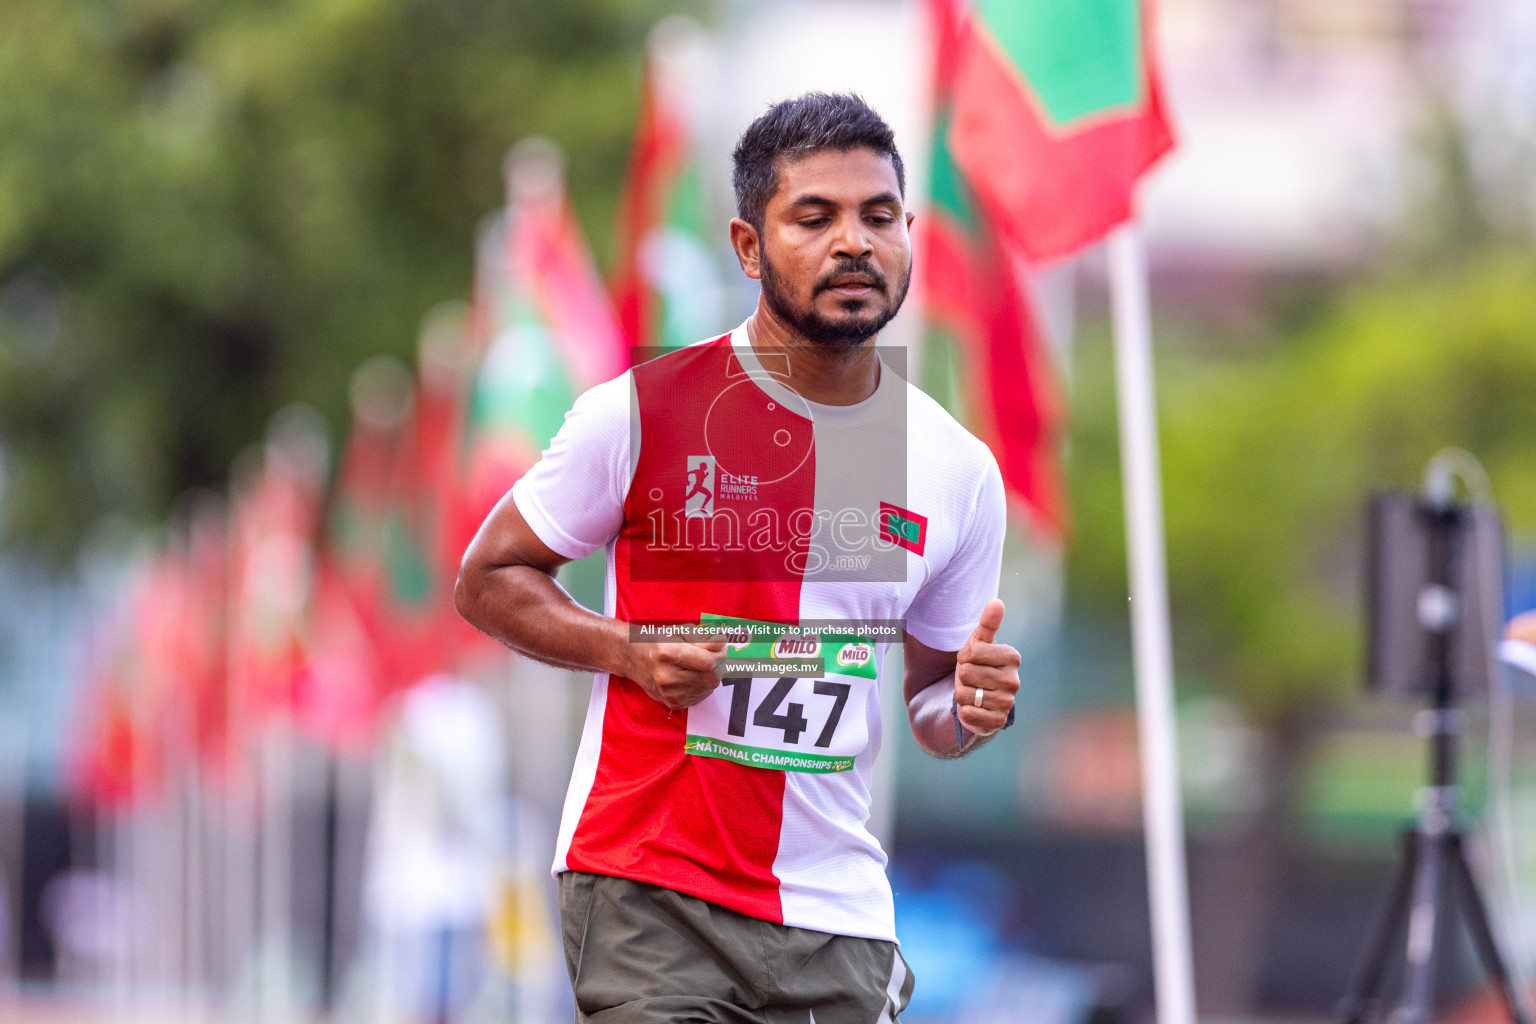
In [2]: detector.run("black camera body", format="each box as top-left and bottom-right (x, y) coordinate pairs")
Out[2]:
(1365, 490), (1503, 700)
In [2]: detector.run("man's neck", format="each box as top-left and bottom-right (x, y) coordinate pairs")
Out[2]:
(744, 302), (881, 407)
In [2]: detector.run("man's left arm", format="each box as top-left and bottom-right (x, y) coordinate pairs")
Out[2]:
(903, 598), (1020, 758)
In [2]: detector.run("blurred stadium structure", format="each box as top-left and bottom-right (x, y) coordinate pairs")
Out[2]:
(2, 1), (1536, 1023)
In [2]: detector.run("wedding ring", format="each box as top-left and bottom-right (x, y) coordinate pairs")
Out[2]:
(973, 686), (985, 708)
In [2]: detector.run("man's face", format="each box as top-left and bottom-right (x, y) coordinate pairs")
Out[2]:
(753, 147), (913, 348)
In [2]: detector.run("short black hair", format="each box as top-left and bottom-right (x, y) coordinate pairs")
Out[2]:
(731, 92), (906, 230)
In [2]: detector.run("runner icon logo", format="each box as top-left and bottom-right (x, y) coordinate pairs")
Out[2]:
(684, 455), (715, 518)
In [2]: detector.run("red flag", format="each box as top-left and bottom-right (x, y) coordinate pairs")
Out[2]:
(922, 0), (1067, 536)
(182, 498), (233, 772)
(307, 322), (482, 725)
(69, 678), (152, 809)
(611, 33), (689, 348)
(945, 0), (1173, 262)
(610, 20), (720, 351)
(299, 560), (383, 749)
(69, 582), (158, 809)
(298, 358), (410, 746)
(227, 414), (327, 727)
(462, 141), (627, 529)
(376, 323), (480, 691)
(68, 545), (190, 808)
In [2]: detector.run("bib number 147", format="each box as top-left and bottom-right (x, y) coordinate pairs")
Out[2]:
(720, 675), (851, 748)
(684, 617), (877, 774)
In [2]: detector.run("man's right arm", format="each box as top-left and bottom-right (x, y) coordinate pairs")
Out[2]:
(454, 491), (726, 709)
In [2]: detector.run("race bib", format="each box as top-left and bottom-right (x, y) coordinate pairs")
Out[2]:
(684, 615), (879, 774)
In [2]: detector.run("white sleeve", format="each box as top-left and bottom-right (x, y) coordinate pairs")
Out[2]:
(509, 371), (634, 560)
(903, 457), (1006, 652)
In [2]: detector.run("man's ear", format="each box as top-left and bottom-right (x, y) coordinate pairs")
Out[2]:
(729, 217), (762, 280)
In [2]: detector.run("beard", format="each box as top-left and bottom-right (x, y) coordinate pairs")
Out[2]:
(758, 247), (911, 349)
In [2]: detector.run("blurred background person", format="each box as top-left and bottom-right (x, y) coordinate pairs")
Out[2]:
(361, 674), (511, 1024)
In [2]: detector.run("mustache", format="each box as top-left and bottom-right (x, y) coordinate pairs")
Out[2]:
(813, 256), (888, 294)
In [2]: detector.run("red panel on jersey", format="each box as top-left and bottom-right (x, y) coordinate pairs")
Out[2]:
(565, 337), (816, 922)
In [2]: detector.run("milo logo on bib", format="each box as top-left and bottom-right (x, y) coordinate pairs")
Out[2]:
(684, 615), (878, 774)
(772, 635), (819, 659)
(836, 643), (873, 669)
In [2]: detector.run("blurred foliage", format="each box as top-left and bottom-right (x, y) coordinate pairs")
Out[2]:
(1066, 249), (1536, 723)
(0, 0), (699, 563)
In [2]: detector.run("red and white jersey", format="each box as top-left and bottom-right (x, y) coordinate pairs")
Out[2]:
(511, 325), (1005, 942)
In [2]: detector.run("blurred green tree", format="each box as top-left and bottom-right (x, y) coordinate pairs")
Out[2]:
(0, 0), (697, 563)
(1066, 250), (1536, 723)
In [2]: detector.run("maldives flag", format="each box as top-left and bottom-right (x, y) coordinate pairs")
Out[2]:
(462, 141), (628, 528)
(130, 545), (205, 776)
(299, 362), (406, 747)
(182, 500), (233, 772)
(323, 359), (410, 620)
(299, 561), (381, 749)
(376, 325), (480, 690)
(611, 19), (723, 351)
(227, 419), (327, 726)
(300, 336), (476, 740)
(69, 672), (153, 809)
(922, 0), (1067, 535)
(68, 560), (168, 808)
(947, 0), (1173, 262)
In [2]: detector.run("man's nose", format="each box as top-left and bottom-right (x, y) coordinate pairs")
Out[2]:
(829, 213), (873, 260)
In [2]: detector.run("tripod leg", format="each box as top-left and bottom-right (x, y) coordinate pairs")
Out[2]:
(1342, 829), (1421, 1024)
(1448, 833), (1532, 1024)
(1397, 827), (1451, 1024)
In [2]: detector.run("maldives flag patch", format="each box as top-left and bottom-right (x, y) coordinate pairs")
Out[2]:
(879, 502), (928, 556)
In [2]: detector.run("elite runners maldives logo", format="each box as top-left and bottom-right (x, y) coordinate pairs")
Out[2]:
(878, 501), (927, 556)
(684, 455), (715, 517)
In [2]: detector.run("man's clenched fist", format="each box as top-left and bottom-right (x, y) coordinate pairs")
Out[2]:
(954, 599), (1020, 737)
(624, 639), (728, 710)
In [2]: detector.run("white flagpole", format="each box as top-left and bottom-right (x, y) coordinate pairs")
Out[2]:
(1107, 221), (1198, 1024)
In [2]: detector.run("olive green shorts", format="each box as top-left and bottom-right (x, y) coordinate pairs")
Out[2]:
(558, 871), (914, 1024)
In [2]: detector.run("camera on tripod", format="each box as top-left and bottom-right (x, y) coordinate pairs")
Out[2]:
(1366, 477), (1502, 701)
(1343, 454), (1529, 1024)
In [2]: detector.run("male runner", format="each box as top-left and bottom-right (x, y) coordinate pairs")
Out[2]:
(456, 93), (1021, 1023)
